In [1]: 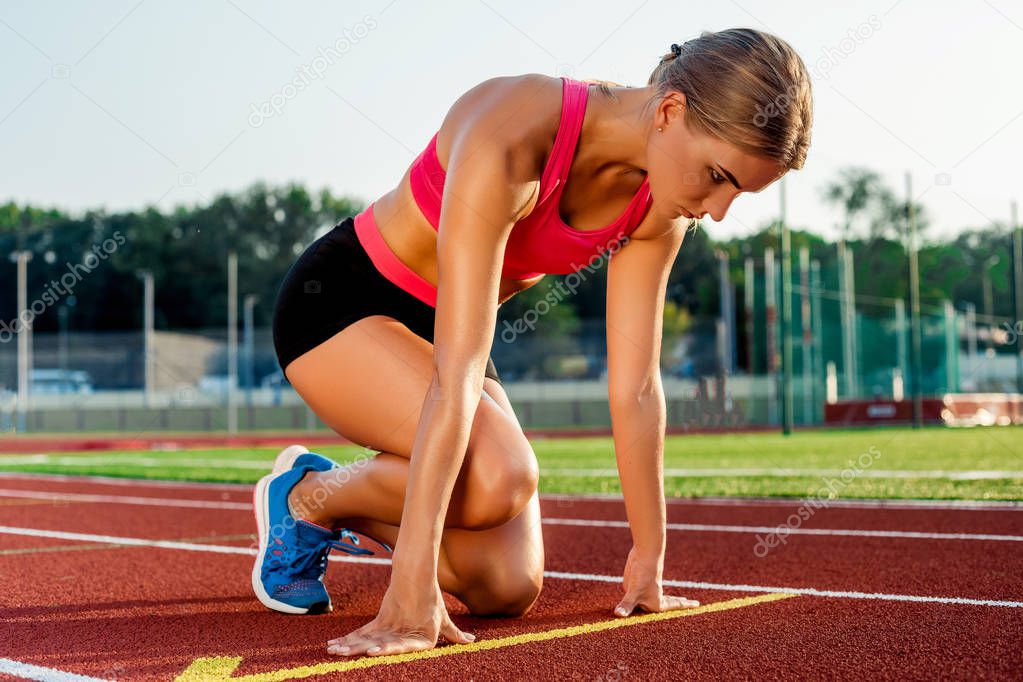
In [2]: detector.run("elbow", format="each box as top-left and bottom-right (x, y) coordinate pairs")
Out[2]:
(609, 378), (663, 409)
(429, 360), (486, 411)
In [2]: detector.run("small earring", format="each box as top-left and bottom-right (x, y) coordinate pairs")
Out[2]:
(657, 127), (663, 132)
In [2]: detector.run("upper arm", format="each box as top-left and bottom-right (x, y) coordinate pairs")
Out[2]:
(432, 81), (540, 403)
(605, 212), (688, 401)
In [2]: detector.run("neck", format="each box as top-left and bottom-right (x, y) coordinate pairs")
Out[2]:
(585, 84), (656, 177)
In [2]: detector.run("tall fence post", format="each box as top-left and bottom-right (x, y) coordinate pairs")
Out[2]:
(1012, 200), (1022, 392)
(895, 299), (908, 397)
(799, 247), (812, 424)
(964, 302), (977, 385)
(764, 247), (777, 425)
(779, 180), (794, 435)
(944, 300), (958, 393)
(14, 250), (32, 433)
(907, 172), (924, 428)
(744, 256), (755, 376)
(837, 241), (859, 398)
(227, 251), (238, 435)
(717, 250), (733, 375)
(811, 260), (824, 423)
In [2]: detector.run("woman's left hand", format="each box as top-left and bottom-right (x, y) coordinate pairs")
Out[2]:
(613, 546), (700, 617)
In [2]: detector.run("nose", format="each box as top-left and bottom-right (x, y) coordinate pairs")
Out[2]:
(702, 191), (739, 222)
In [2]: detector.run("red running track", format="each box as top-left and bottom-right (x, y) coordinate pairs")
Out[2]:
(0, 473), (1021, 680)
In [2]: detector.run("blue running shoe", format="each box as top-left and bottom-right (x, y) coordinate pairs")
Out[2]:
(271, 445), (392, 554)
(251, 463), (376, 614)
(272, 445), (337, 475)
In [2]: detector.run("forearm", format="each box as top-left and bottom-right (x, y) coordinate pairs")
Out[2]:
(609, 386), (667, 562)
(389, 372), (481, 579)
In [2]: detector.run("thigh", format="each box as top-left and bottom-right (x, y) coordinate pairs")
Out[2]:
(284, 314), (524, 462)
(286, 315), (545, 612)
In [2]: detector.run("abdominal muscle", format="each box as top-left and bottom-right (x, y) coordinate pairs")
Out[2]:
(368, 164), (545, 306)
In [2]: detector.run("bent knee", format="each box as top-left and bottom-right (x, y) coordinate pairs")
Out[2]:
(462, 571), (543, 618)
(462, 442), (539, 531)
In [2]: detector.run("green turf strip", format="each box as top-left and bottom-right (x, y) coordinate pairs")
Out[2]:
(0, 427), (1020, 500)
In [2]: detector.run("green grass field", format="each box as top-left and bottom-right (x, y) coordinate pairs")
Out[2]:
(1, 427), (1021, 500)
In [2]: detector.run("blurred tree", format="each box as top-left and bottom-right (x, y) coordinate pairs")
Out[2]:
(821, 167), (885, 240)
(0, 177), (1015, 346)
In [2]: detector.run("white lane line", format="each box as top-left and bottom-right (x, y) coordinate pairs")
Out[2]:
(0, 488), (250, 510)
(3, 490), (1019, 542)
(0, 658), (112, 682)
(3, 472), (1022, 511)
(0, 455), (273, 469)
(0, 525), (371, 565)
(1, 525), (1019, 609)
(0, 472), (249, 490)
(543, 518), (1023, 542)
(543, 492), (1023, 511)
(543, 571), (1023, 608)
(545, 467), (1023, 480)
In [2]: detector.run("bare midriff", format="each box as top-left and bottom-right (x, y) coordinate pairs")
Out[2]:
(367, 165), (545, 306)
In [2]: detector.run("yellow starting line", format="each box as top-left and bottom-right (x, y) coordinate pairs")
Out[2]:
(175, 592), (797, 681)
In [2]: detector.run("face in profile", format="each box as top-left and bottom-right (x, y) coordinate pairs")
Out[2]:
(646, 91), (787, 223)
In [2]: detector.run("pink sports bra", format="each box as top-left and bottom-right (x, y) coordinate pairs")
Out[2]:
(354, 76), (653, 308)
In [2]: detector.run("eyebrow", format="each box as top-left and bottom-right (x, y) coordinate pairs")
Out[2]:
(715, 164), (742, 190)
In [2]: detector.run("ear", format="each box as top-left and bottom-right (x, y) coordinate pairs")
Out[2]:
(657, 90), (687, 130)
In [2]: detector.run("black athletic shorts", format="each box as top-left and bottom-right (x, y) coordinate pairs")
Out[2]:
(272, 216), (502, 384)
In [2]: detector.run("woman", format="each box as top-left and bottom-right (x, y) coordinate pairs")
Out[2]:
(254, 27), (813, 658)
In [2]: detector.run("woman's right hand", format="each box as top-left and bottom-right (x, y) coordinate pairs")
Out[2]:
(326, 572), (475, 658)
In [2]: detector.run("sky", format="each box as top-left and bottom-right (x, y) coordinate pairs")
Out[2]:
(1, 0), (1021, 241)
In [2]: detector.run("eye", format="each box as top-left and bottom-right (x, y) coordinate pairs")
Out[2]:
(710, 168), (726, 184)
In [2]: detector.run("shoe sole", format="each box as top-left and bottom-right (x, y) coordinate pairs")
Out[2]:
(250, 471), (330, 615)
(272, 444), (311, 475)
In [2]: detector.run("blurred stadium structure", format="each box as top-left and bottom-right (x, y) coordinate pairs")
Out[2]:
(1, 252), (1020, 433)
(1, 182), (1021, 434)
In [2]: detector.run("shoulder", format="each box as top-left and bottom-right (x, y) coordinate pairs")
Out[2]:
(434, 73), (565, 183)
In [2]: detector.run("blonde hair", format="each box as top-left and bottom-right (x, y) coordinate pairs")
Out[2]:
(581, 78), (624, 102)
(646, 28), (813, 171)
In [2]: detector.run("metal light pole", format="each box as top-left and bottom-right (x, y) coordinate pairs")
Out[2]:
(227, 251), (238, 434)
